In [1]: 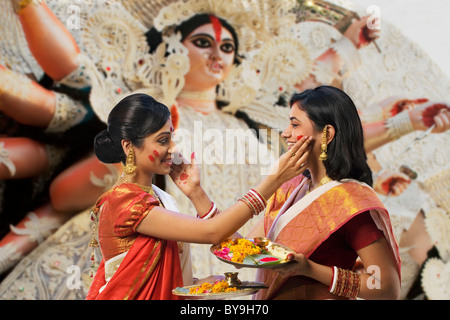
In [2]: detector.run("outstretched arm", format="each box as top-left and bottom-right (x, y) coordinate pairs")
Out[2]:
(137, 136), (312, 244)
(14, 0), (81, 80)
(296, 16), (379, 91)
(363, 99), (450, 152)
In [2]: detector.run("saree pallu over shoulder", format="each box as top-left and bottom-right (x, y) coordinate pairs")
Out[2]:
(256, 180), (400, 300)
(86, 183), (184, 300)
(86, 235), (183, 300)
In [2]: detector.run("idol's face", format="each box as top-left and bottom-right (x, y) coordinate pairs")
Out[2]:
(182, 23), (236, 91)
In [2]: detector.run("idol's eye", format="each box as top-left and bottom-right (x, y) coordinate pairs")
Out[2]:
(220, 42), (235, 54)
(192, 37), (212, 48)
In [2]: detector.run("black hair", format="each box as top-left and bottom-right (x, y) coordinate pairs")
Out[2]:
(94, 93), (171, 164)
(290, 85), (373, 186)
(145, 13), (242, 65)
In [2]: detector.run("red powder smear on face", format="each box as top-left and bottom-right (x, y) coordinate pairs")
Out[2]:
(153, 150), (160, 157)
(180, 173), (188, 181)
(148, 155), (155, 162)
(209, 15), (222, 42)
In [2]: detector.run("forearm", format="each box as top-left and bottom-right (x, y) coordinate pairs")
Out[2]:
(0, 67), (55, 127)
(18, 1), (81, 80)
(304, 260), (400, 300)
(363, 120), (393, 152)
(363, 109), (416, 152)
(186, 187), (214, 218)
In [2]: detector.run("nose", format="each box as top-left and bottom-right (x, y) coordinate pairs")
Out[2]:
(209, 43), (222, 61)
(168, 139), (178, 156)
(281, 125), (291, 139)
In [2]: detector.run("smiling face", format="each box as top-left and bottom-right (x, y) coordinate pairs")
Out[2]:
(133, 118), (175, 177)
(182, 23), (236, 91)
(282, 102), (322, 164)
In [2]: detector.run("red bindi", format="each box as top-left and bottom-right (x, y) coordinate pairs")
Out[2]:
(209, 15), (222, 42)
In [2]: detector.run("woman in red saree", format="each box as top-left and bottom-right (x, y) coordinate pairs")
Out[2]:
(85, 93), (311, 300)
(248, 86), (401, 300)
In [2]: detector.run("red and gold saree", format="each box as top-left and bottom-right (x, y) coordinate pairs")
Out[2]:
(255, 177), (400, 300)
(86, 183), (184, 300)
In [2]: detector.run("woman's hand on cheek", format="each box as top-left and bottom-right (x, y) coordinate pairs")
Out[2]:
(270, 136), (312, 182)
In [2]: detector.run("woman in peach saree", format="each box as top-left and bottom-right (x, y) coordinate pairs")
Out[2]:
(248, 86), (401, 300)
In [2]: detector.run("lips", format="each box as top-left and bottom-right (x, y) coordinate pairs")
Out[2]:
(162, 158), (173, 166)
(286, 141), (296, 150)
(210, 62), (222, 73)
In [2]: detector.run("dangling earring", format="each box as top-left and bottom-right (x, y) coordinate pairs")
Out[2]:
(123, 147), (137, 176)
(319, 126), (328, 161)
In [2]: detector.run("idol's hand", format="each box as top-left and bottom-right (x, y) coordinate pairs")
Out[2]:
(374, 170), (411, 196)
(409, 101), (450, 133)
(380, 97), (428, 119)
(267, 136), (312, 183)
(169, 152), (201, 198)
(344, 16), (380, 49)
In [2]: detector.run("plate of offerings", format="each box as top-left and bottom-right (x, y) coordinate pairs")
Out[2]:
(210, 237), (295, 269)
(172, 276), (267, 300)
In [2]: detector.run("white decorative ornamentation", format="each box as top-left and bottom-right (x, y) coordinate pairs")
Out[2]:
(0, 243), (22, 275)
(10, 212), (61, 244)
(421, 258), (450, 300)
(0, 142), (16, 178)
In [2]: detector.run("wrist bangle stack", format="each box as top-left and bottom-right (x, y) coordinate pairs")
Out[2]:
(330, 36), (362, 77)
(384, 110), (414, 140)
(197, 202), (219, 219)
(329, 266), (361, 299)
(238, 189), (267, 217)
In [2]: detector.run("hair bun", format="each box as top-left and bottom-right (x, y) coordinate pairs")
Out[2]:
(94, 129), (122, 163)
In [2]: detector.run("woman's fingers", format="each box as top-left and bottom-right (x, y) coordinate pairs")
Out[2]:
(288, 136), (312, 168)
(287, 136), (312, 159)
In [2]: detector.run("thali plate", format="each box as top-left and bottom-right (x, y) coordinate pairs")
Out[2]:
(210, 238), (295, 269)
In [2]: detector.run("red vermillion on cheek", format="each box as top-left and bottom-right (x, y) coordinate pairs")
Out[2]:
(148, 155), (155, 162)
(153, 150), (160, 157)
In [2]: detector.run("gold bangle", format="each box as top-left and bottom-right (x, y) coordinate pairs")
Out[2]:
(14, 0), (42, 14)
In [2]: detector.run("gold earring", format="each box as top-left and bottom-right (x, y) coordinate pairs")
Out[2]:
(123, 147), (137, 176)
(319, 126), (328, 161)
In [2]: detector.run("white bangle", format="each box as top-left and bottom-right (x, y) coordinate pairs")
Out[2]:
(384, 110), (414, 140)
(330, 36), (361, 77)
(197, 202), (218, 219)
(329, 266), (338, 293)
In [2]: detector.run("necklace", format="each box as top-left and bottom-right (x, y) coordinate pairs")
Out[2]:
(307, 175), (332, 194)
(120, 177), (163, 206)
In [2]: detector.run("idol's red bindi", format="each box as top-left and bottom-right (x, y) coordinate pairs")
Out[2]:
(209, 15), (222, 42)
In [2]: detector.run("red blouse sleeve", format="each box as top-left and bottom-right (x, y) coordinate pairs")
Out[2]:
(109, 184), (160, 237)
(344, 211), (385, 252)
